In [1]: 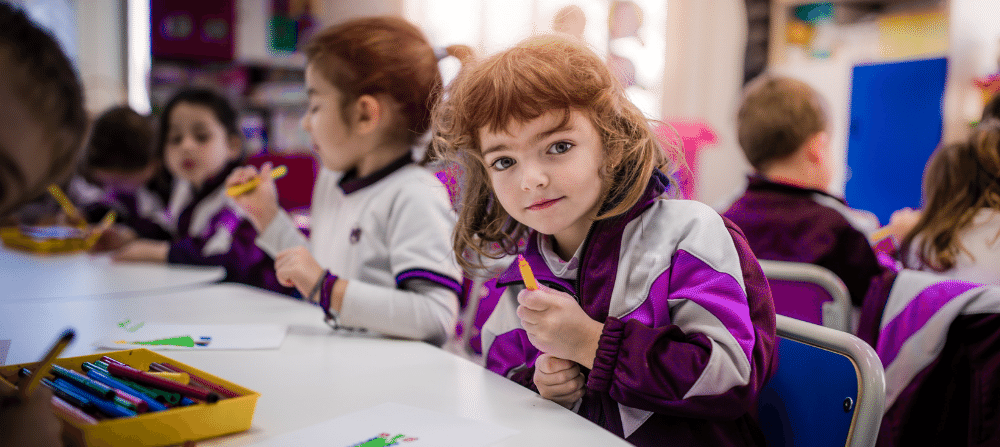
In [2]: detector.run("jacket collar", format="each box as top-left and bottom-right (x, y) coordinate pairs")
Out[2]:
(746, 174), (847, 206)
(339, 153), (413, 195)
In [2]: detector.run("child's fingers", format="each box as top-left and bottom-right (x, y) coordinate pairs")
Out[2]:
(516, 288), (550, 311)
(516, 304), (541, 326)
(535, 353), (577, 375)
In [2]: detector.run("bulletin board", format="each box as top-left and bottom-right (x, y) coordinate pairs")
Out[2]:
(845, 57), (947, 224)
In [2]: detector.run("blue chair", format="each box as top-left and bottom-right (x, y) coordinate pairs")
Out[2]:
(758, 315), (885, 447)
(759, 260), (853, 332)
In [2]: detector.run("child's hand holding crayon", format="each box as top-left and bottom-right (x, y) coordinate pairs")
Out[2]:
(224, 163), (282, 232)
(516, 286), (603, 368)
(533, 353), (585, 409)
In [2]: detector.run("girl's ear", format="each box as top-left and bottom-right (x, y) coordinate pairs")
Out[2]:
(227, 134), (243, 160)
(352, 95), (382, 136)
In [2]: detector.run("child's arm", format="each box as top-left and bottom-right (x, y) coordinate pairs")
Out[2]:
(275, 245), (459, 344)
(112, 238), (170, 262)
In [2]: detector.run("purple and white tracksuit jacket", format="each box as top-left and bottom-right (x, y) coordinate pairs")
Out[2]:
(480, 172), (777, 447)
(856, 269), (1000, 446)
(123, 162), (293, 295)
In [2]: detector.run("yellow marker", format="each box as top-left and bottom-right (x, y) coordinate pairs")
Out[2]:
(17, 329), (75, 401)
(46, 184), (85, 227)
(226, 165), (288, 197)
(84, 210), (116, 247)
(517, 254), (538, 290)
(869, 226), (891, 243)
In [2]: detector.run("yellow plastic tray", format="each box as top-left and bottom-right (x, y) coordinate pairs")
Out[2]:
(0, 226), (94, 254)
(0, 349), (260, 447)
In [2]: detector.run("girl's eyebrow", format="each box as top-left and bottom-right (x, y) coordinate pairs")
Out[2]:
(482, 122), (575, 155)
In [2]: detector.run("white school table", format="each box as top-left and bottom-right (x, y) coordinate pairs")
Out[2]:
(0, 245), (225, 302)
(0, 282), (632, 447)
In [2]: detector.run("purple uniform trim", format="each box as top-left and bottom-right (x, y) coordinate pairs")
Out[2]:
(396, 268), (463, 296)
(667, 249), (756, 360)
(875, 280), (982, 366)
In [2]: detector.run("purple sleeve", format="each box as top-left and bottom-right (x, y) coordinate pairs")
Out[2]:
(167, 211), (295, 295)
(587, 220), (777, 420)
(104, 191), (172, 240)
(823, 223), (885, 307)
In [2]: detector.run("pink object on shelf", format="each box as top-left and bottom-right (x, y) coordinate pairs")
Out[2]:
(656, 119), (718, 200)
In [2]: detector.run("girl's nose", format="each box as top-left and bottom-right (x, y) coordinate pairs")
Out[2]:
(300, 114), (310, 132)
(520, 163), (548, 191)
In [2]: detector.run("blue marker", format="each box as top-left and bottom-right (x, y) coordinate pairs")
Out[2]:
(50, 378), (137, 418)
(86, 369), (169, 412)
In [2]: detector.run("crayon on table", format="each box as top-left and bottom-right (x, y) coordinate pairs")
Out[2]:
(107, 363), (221, 403)
(517, 254), (539, 290)
(226, 165), (287, 197)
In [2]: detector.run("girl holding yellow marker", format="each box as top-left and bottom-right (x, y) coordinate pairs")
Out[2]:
(105, 88), (294, 295)
(433, 35), (776, 447)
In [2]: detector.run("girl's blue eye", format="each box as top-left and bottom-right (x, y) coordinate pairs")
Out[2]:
(549, 141), (573, 154)
(490, 157), (515, 171)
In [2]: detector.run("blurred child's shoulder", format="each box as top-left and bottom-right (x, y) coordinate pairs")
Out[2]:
(649, 197), (725, 226)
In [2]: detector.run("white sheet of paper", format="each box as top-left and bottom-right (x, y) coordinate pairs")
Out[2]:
(96, 323), (287, 350)
(248, 402), (519, 447)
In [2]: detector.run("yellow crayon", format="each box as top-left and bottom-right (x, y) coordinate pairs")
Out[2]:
(46, 184), (85, 227)
(517, 254), (538, 290)
(84, 210), (116, 247)
(226, 165), (287, 197)
(869, 226), (891, 243)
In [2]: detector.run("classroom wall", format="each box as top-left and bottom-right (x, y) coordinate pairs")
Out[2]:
(659, 0), (749, 208)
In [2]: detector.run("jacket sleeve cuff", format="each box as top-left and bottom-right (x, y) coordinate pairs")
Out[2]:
(587, 317), (624, 392)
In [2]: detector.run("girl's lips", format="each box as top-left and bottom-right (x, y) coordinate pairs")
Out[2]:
(527, 197), (562, 211)
(181, 160), (196, 170)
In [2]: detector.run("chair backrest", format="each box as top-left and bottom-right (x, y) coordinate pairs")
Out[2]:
(758, 314), (886, 447)
(759, 260), (852, 332)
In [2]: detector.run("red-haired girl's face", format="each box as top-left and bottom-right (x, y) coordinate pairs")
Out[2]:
(479, 109), (604, 259)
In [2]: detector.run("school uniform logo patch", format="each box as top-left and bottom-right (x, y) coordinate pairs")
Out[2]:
(350, 227), (362, 244)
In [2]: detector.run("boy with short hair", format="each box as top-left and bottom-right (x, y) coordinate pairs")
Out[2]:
(723, 75), (883, 306)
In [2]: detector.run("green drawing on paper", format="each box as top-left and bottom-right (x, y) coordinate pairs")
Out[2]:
(120, 335), (195, 347)
(117, 319), (145, 332)
(349, 433), (417, 447)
